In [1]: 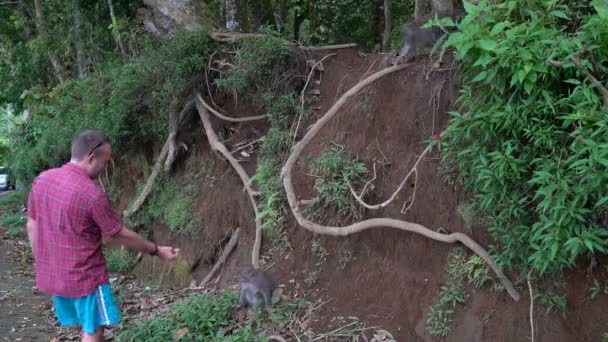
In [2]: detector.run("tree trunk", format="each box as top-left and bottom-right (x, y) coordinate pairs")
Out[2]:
(382, 0), (392, 52)
(249, 0), (275, 32)
(431, 0), (453, 18)
(226, 0), (240, 31)
(73, 1), (87, 78)
(34, 0), (67, 83)
(107, 0), (127, 57)
(414, 0), (425, 23)
(273, 0), (287, 33)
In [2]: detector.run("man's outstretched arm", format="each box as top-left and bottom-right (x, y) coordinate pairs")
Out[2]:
(108, 227), (179, 261)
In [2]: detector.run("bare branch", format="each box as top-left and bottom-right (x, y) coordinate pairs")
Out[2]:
(208, 31), (356, 51)
(199, 228), (240, 287)
(280, 63), (521, 301)
(195, 93), (263, 268)
(528, 270), (535, 342)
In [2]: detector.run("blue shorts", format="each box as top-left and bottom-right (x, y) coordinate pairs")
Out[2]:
(52, 283), (122, 334)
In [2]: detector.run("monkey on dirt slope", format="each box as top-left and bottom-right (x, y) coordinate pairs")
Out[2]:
(238, 265), (276, 308)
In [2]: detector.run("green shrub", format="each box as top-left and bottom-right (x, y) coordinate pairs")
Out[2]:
(440, 0), (608, 273)
(105, 248), (138, 274)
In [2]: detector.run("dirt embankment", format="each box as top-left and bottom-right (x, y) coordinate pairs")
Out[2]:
(121, 49), (608, 341)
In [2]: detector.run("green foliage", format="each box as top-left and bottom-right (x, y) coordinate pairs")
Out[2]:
(9, 30), (210, 182)
(0, 188), (28, 209)
(134, 154), (207, 235)
(7, 227), (26, 239)
(590, 278), (608, 299)
(0, 212), (26, 228)
(535, 290), (567, 318)
(105, 248), (138, 274)
(215, 30), (290, 94)
(309, 145), (366, 221)
(116, 290), (308, 341)
(440, 0), (608, 274)
(602, 332), (608, 342)
(427, 248), (493, 337)
(251, 94), (297, 245)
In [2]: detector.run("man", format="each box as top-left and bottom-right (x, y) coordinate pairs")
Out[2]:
(27, 130), (180, 341)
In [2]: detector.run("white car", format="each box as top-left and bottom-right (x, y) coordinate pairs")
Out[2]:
(0, 167), (16, 191)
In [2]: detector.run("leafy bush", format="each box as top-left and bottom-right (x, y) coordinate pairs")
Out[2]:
(105, 248), (139, 274)
(215, 30), (290, 94)
(7, 227), (26, 239)
(9, 31), (211, 182)
(309, 145), (366, 220)
(116, 290), (308, 341)
(440, 0), (608, 273)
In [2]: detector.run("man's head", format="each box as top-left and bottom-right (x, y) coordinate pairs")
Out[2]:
(70, 130), (111, 179)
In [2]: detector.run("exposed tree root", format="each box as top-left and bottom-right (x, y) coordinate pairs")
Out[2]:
(200, 97), (265, 122)
(165, 99), (195, 171)
(123, 138), (171, 218)
(267, 335), (287, 342)
(195, 93), (263, 268)
(528, 270), (535, 342)
(347, 142), (433, 210)
(208, 31), (356, 51)
(280, 63), (521, 301)
(199, 228), (240, 287)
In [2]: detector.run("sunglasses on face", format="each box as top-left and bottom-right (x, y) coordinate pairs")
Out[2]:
(88, 141), (104, 157)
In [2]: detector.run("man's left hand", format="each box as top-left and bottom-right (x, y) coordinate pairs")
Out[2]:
(157, 246), (180, 261)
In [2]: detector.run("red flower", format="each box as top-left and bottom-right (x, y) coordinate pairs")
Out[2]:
(433, 134), (441, 141)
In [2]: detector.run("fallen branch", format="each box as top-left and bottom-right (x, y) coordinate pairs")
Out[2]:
(528, 270), (535, 342)
(123, 138), (171, 218)
(195, 94), (263, 268)
(200, 96), (266, 122)
(280, 63), (521, 301)
(199, 228), (240, 287)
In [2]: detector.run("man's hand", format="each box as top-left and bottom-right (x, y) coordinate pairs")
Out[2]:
(157, 246), (180, 261)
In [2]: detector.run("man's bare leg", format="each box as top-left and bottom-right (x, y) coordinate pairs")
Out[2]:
(82, 327), (104, 342)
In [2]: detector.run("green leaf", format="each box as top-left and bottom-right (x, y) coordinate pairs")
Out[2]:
(594, 2), (608, 18)
(490, 22), (508, 36)
(472, 71), (488, 82)
(550, 11), (570, 19)
(564, 79), (581, 85)
(479, 39), (498, 51)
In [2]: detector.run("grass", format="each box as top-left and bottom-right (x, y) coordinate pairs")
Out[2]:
(0, 212), (26, 228)
(132, 153), (210, 235)
(116, 290), (309, 342)
(426, 247), (492, 337)
(105, 248), (139, 274)
(308, 145), (367, 223)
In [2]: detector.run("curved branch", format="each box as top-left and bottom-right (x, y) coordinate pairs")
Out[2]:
(195, 94), (262, 268)
(199, 95), (266, 122)
(280, 63), (521, 301)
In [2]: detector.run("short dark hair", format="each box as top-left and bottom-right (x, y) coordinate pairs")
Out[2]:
(71, 130), (110, 160)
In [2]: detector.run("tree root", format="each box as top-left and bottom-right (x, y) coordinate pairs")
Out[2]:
(208, 31), (356, 51)
(123, 138), (171, 218)
(200, 96), (265, 122)
(267, 335), (287, 342)
(195, 93), (263, 268)
(165, 99), (195, 171)
(280, 63), (521, 301)
(528, 270), (535, 342)
(199, 227), (240, 287)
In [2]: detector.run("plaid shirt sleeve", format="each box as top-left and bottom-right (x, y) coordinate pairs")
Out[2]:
(89, 191), (122, 237)
(27, 179), (37, 220)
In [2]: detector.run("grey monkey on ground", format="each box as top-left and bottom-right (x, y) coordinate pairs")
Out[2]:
(388, 21), (443, 65)
(239, 265), (276, 308)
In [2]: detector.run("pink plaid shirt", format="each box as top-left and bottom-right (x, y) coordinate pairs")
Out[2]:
(28, 163), (122, 297)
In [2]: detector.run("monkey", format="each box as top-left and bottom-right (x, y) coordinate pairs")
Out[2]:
(388, 20), (443, 65)
(238, 265), (276, 308)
